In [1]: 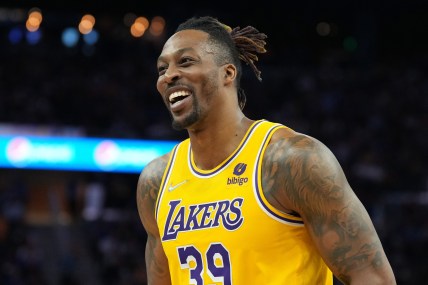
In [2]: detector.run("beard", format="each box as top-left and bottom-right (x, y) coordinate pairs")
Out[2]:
(170, 95), (201, 130)
(171, 108), (200, 130)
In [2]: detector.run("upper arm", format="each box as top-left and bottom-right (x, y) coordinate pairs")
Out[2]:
(136, 154), (172, 285)
(262, 132), (396, 284)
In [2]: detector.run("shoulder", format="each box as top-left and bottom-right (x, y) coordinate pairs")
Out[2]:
(137, 152), (171, 199)
(262, 127), (345, 215)
(137, 140), (184, 198)
(136, 152), (171, 234)
(267, 127), (332, 159)
(138, 152), (171, 185)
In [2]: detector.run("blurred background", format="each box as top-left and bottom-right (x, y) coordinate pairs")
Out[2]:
(0, 0), (427, 284)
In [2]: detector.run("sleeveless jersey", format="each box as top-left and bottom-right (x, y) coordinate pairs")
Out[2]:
(155, 120), (333, 285)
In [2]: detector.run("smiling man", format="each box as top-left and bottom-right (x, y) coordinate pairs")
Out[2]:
(136, 15), (396, 285)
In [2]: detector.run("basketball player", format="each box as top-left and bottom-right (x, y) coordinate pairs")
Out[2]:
(136, 16), (396, 284)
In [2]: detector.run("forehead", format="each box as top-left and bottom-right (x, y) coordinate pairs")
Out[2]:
(159, 29), (212, 60)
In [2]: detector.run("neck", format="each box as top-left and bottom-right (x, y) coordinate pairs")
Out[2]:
(187, 114), (254, 170)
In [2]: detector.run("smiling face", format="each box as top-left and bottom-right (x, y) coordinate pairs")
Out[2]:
(156, 29), (224, 130)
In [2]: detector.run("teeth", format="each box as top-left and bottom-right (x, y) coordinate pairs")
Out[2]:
(169, 90), (190, 102)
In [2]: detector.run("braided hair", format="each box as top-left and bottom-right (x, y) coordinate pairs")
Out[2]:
(176, 16), (267, 110)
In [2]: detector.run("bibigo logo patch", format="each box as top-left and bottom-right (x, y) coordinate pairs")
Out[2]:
(227, 163), (249, 186)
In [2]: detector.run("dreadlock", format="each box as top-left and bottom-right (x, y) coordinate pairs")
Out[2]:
(176, 16), (267, 110)
(229, 26), (267, 82)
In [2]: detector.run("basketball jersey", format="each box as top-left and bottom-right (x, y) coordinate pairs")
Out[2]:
(155, 120), (333, 284)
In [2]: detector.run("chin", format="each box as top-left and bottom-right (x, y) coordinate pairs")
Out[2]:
(172, 111), (199, 130)
(171, 117), (191, 130)
(171, 121), (186, 131)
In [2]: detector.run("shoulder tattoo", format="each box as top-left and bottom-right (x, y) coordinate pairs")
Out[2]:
(262, 134), (343, 217)
(137, 155), (170, 219)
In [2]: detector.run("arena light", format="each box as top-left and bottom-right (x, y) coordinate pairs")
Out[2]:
(130, 16), (149, 38)
(316, 22), (331, 37)
(26, 8), (42, 32)
(136, 16), (149, 29)
(28, 8), (42, 24)
(149, 16), (165, 36)
(62, 27), (79, 47)
(79, 14), (95, 34)
(83, 29), (99, 45)
(26, 29), (42, 45)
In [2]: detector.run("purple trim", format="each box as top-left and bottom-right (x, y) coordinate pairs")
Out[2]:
(155, 144), (179, 220)
(189, 120), (264, 177)
(254, 126), (304, 225)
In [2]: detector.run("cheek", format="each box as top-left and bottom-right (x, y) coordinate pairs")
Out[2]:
(156, 78), (163, 93)
(200, 70), (220, 96)
(156, 79), (169, 107)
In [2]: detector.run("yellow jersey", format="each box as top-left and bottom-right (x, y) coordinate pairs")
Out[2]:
(155, 120), (333, 284)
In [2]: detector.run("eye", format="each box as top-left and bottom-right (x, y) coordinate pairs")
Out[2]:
(179, 57), (194, 66)
(157, 64), (167, 75)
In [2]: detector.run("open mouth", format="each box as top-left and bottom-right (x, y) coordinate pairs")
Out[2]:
(169, 90), (191, 104)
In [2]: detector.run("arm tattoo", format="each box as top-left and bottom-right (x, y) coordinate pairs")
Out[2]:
(146, 234), (169, 278)
(136, 154), (171, 283)
(263, 135), (342, 220)
(262, 134), (388, 281)
(137, 155), (169, 225)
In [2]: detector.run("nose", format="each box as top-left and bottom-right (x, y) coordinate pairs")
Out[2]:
(163, 66), (180, 84)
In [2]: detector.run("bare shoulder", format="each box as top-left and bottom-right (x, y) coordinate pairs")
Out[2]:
(263, 127), (368, 228)
(261, 127), (343, 216)
(262, 127), (396, 283)
(136, 152), (171, 236)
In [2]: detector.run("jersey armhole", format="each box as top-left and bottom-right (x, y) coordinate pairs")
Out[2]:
(154, 143), (180, 220)
(254, 124), (304, 226)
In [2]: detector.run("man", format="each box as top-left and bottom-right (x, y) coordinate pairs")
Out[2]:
(136, 16), (396, 284)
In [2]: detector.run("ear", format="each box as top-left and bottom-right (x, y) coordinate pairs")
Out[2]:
(223, 64), (237, 85)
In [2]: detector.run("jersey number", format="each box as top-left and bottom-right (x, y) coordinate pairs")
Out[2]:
(177, 243), (232, 285)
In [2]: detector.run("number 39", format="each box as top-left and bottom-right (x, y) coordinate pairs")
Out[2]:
(177, 243), (232, 285)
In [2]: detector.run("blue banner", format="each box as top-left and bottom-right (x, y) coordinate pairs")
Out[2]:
(0, 135), (178, 173)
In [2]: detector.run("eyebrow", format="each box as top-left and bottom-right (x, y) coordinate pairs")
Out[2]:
(157, 47), (196, 63)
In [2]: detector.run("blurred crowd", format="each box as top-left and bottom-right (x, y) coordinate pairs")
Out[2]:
(0, 17), (427, 284)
